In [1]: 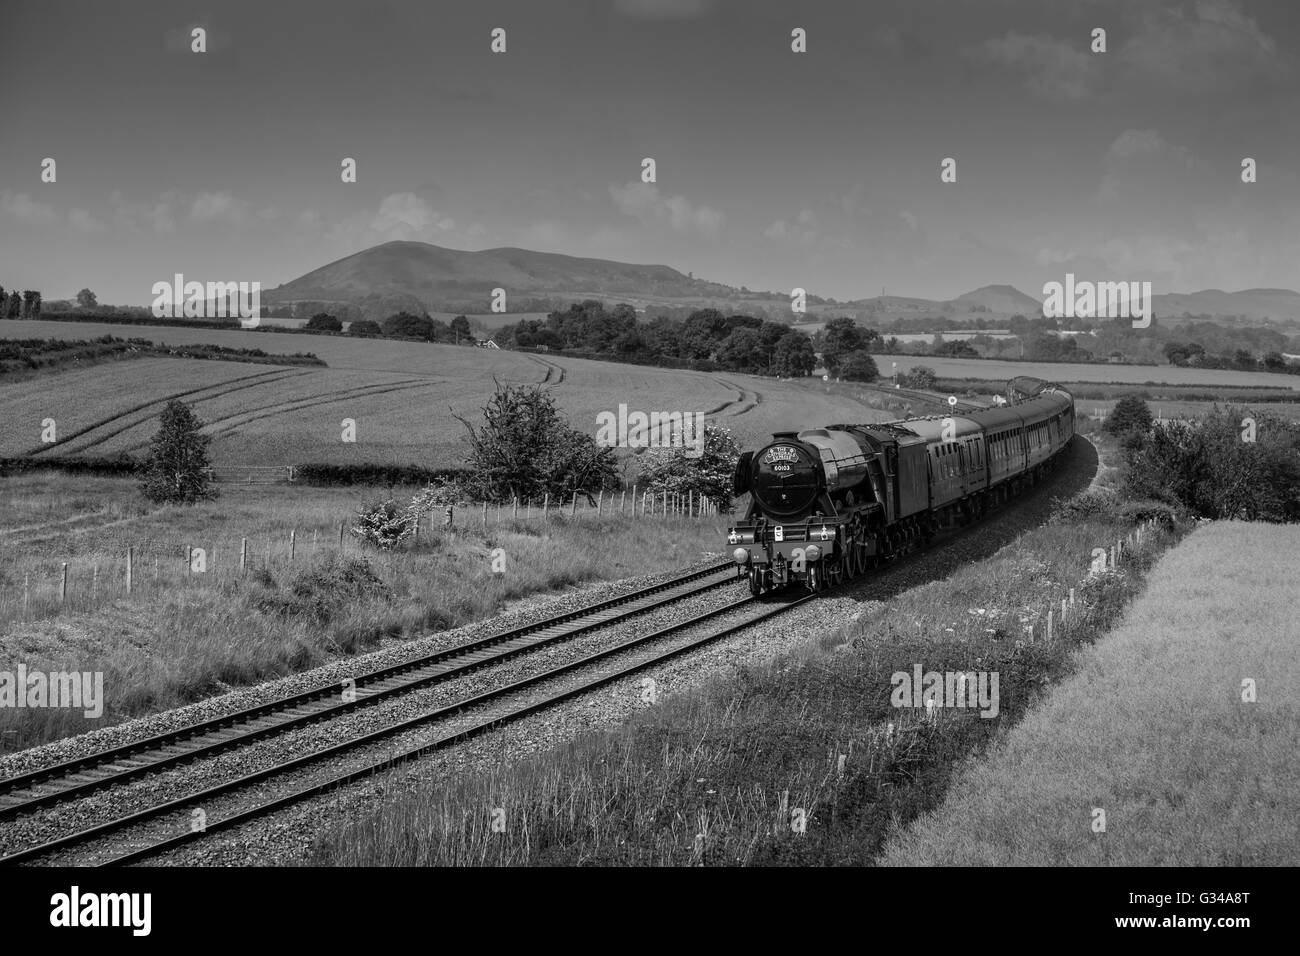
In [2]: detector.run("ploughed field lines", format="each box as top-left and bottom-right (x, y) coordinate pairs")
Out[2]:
(32, 369), (448, 459)
(0, 561), (783, 865)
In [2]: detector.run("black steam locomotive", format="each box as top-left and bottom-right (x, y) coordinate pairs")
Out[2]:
(728, 377), (1074, 593)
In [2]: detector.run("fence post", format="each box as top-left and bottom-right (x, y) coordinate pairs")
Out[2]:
(482, 501), (488, 528)
(497, 501), (502, 524)
(1047, 608), (1054, 643)
(445, 505), (455, 529)
(339, 521), (345, 550)
(513, 497), (519, 519)
(569, 493), (577, 517)
(290, 529), (296, 562)
(126, 547), (133, 595)
(598, 489), (604, 516)
(620, 490), (626, 516)
(662, 491), (668, 517)
(542, 493), (549, 519)
(689, 490), (694, 517)
(241, 538), (248, 574)
(413, 516), (420, 545)
(632, 485), (638, 518)
(60, 562), (68, 605)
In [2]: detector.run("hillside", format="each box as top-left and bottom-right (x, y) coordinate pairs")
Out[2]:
(264, 241), (755, 318)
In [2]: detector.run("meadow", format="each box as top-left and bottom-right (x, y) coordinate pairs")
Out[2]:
(880, 521), (1298, 866)
(0, 472), (732, 751)
(1, 319), (894, 466)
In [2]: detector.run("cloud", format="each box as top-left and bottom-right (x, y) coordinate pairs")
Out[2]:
(190, 191), (255, 225)
(971, 32), (1096, 101)
(1120, 0), (1288, 92)
(609, 182), (724, 237)
(1096, 129), (1206, 205)
(327, 192), (457, 247)
(69, 208), (107, 234)
(764, 208), (818, 245)
(0, 190), (56, 226)
(613, 0), (715, 19)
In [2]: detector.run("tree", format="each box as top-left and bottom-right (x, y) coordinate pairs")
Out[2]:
(382, 311), (434, 340)
(22, 291), (41, 319)
(0, 287), (6, 318)
(820, 317), (864, 373)
(349, 319), (382, 336)
(450, 314), (473, 343)
(6, 292), (21, 319)
(455, 383), (617, 502)
(770, 331), (816, 377)
(1104, 395), (1153, 438)
(900, 365), (937, 390)
(139, 400), (216, 505)
(638, 422), (741, 513)
(305, 312), (342, 332)
(76, 288), (98, 309)
(839, 351), (880, 382)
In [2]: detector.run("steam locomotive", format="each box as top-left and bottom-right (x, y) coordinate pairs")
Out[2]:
(727, 377), (1075, 593)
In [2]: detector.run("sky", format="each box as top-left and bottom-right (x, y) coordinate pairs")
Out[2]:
(1, 0), (1297, 305)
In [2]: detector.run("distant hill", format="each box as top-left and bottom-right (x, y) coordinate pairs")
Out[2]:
(262, 240), (1300, 326)
(264, 240), (764, 319)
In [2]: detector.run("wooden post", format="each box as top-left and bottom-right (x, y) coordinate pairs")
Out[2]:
(482, 501), (488, 528)
(526, 498), (532, 519)
(290, 529), (297, 562)
(689, 490), (694, 517)
(597, 489), (604, 516)
(413, 516), (420, 545)
(513, 497), (519, 519)
(154, 557), (159, 583)
(542, 493), (549, 519)
(662, 491), (668, 517)
(569, 493), (577, 517)
(632, 484), (638, 517)
(126, 547), (133, 594)
(620, 490), (626, 516)
(1061, 597), (1067, 624)
(1047, 609), (1054, 643)
(339, 521), (345, 550)
(445, 505), (455, 529)
(497, 501), (502, 524)
(1069, 587), (1075, 607)
(241, 538), (248, 573)
(60, 562), (68, 604)
(312, 528), (318, 553)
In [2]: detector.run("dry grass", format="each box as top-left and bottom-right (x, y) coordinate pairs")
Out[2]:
(879, 520), (1300, 866)
(0, 474), (727, 751)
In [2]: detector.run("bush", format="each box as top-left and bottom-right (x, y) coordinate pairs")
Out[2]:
(637, 422), (741, 512)
(294, 463), (466, 486)
(456, 383), (618, 502)
(839, 351), (880, 383)
(1104, 396), (1153, 437)
(351, 498), (416, 550)
(305, 312), (342, 332)
(900, 365), (937, 390)
(349, 319), (382, 337)
(382, 312), (434, 340)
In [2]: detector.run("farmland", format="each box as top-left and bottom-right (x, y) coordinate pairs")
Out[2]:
(873, 353), (1300, 390)
(0, 319), (895, 467)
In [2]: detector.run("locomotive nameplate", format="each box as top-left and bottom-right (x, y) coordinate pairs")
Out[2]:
(762, 446), (801, 465)
(774, 526), (784, 541)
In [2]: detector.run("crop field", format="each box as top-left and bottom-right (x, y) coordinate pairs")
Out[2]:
(874, 353), (1300, 390)
(1, 319), (893, 466)
(1076, 398), (1300, 423)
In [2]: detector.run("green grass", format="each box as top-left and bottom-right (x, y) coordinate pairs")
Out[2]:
(307, 456), (1184, 866)
(880, 520), (1299, 865)
(0, 473), (728, 751)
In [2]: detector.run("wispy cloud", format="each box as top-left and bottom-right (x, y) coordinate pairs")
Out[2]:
(609, 182), (724, 237)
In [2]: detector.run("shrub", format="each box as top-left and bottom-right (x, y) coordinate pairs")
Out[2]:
(305, 312), (342, 332)
(637, 422), (741, 512)
(253, 555), (391, 624)
(1104, 396), (1153, 438)
(901, 365), (937, 390)
(351, 498), (416, 550)
(349, 319), (382, 336)
(839, 351), (880, 383)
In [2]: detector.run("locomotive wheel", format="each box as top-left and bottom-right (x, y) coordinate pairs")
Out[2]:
(807, 562), (825, 592)
(828, 558), (843, 586)
(748, 567), (763, 596)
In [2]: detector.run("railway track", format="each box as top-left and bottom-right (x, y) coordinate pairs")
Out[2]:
(0, 566), (818, 867)
(0, 562), (738, 837)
